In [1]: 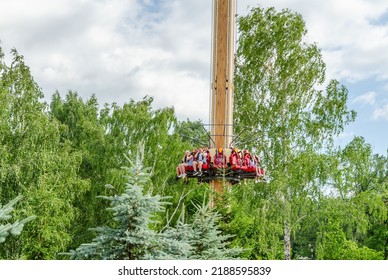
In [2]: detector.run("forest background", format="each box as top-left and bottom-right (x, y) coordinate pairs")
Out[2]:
(1, 6), (387, 260)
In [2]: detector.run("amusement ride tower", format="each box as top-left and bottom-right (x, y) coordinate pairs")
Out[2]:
(210, 0), (236, 196)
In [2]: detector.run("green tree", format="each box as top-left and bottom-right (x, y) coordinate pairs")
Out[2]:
(316, 221), (383, 260)
(188, 200), (242, 259)
(0, 47), (90, 259)
(68, 156), (176, 260)
(159, 200), (243, 260)
(290, 138), (387, 259)
(325, 138), (388, 258)
(49, 93), (189, 249)
(68, 157), (240, 260)
(49, 91), (115, 247)
(175, 119), (209, 147)
(364, 152), (388, 259)
(225, 181), (285, 259)
(234, 7), (356, 259)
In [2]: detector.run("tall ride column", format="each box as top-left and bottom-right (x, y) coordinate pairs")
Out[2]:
(210, 0), (235, 197)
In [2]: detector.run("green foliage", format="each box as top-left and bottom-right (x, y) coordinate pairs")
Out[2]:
(159, 200), (243, 260)
(188, 200), (243, 259)
(49, 92), (187, 249)
(49, 91), (115, 247)
(68, 157), (172, 260)
(0, 47), (90, 259)
(1, 45), (205, 259)
(175, 119), (209, 147)
(233, 6), (357, 259)
(2, 22), (387, 261)
(290, 141), (388, 260)
(316, 221), (383, 260)
(0, 195), (35, 244)
(104, 96), (183, 190)
(235, 6), (355, 170)
(226, 182), (285, 259)
(68, 158), (241, 260)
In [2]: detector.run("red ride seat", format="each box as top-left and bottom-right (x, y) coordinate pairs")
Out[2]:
(231, 165), (240, 170)
(246, 166), (256, 173)
(239, 166), (248, 171)
(185, 164), (209, 172)
(185, 166), (194, 172)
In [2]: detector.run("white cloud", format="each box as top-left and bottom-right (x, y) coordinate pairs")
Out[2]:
(1, 0), (387, 156)
(353, 91), (377, 105)
(1, 0), (388, 127)
(373, 104), (388, 121)
(337, 131), (355, 140)
(239, 0), (388, 84)
(0, 0), (212, 121)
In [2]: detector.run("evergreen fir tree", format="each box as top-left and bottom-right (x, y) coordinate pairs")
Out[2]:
(67, 156), (191, 260)
(151, 211), (193, 260)
(67, 155), (241, 260)
(189, 201), (243, 259)
(156, 203), (243, 260)
(0, 195), (35, 243)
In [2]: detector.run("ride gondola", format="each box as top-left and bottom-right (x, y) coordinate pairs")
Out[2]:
(179, 146), (266, 184)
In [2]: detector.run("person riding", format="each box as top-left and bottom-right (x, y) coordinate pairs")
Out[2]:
(230, 147), (241, 167)
(193, 147), (207, 176)
(176, 150), (193, 179)
(253, 154), (266, 182)
(243, 149), (251, 167)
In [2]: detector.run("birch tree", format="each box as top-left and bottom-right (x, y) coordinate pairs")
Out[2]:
(234, 7), (355, 259)
(0, 47), (90, 259)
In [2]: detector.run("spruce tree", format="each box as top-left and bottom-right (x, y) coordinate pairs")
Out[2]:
(189, 201), (243, 259)
(158, 201), (243, 260)
(0, 195), (35, 244)
(67, 156), (242, 260)
(71, 160), (166, 260)
(147, 218), (193, 260)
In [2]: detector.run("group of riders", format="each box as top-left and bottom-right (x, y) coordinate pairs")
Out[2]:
(176, 147), (266, 182)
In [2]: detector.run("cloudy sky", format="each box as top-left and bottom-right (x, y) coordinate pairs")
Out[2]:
(0, 0), (387, 155)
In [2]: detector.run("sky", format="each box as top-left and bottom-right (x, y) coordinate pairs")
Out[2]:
(0, 0), (387, 155)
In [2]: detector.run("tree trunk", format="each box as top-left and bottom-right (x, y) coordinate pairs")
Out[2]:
(283, 189), (292, 260)
(284, 219), (291, 260)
